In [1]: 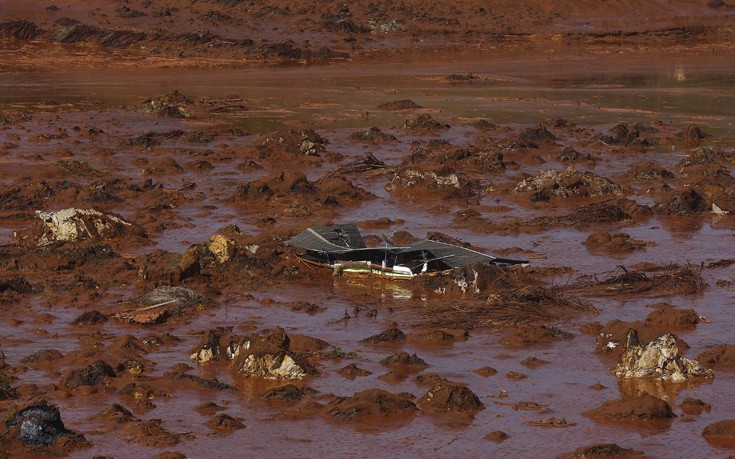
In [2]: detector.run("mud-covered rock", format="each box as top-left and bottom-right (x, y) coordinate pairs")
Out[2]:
(263, 129), (328, 156)
(378, 99), (422, 110)
(349, 127), (397, 142)
(485, 431), (510, 442)
(698, 345), (735, 369)
(702, 419), (735, 446)
(260, 384), (305, 401)
(614, 331), (713, 381)
(417, 381), (484, 413)
(380, 352), (428, 369)
(680, 397), (711, 415)
(656, 189), (709, 215)
(32, 208), (145, 245)
(502, 325), (574, 347)
(71, 310), (108, 325)
(404, 113), (447, 129)
(21, 349), (63, 364)
(131, 90), (193, 118)
(587, 393), (675, 421)
(97, 404), (136, 423)
(323, 389), (416, 421)
(558, 443), (647, 458)
(4, 400), (87, 447)
(337, 364), (372, 379)
(583, 232), (648, 253)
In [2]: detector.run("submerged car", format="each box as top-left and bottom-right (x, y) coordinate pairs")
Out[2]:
(286, 224), (528, 279)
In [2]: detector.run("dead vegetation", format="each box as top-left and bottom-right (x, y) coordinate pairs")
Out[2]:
(570, 264), (706, 297)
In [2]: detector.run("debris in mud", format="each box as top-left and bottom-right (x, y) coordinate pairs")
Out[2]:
(115, 286), (210, 325)
(656, 189), (709, 215)
(624, 161), (675, 183)
(333, 152), (389, 175)
(386, 167), (475, 201)
(417, 382), (485, 413)
(263, 129), (328, 157)
(571, 264), (705, 297)
(557, 444), (647, 458)
(3, 400), (88, 449)
(205, 413), (245, 433)
(404, 113), (448, 130)
(600, 123), (649, 147)
(229, 328), (318, 380)
(586, 393), (676, 421)
(614, 331), (713, 381)
(28, 208), (145, 246)
(378, 99), (422, 110)
(514, 167), (623, 200)
(131, 90), (193, 118)
(323, 389), (416, 421)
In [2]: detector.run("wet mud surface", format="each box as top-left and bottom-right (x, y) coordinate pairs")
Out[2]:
(2, 2), (735, 458)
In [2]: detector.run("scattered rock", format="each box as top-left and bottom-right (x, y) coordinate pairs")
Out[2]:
(61, 360), (116, 389)
(337, 364), (372, 379)
(4, 400), (87, 447)
(380, 352), (428, 369)
(360, 323), (406, 344)
(230, 328), (317, 380)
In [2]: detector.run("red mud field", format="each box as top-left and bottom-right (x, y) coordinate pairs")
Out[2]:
(2, 1), (735, 458)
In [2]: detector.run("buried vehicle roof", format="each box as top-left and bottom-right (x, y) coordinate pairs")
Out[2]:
(287, 224), (527, 271)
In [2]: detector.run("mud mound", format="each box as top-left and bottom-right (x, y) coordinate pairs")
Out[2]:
(500, 125), (558, 149)
(404, 113), (448, 130)
(514, 167), (623, 200)
(323, 389), (416, 421)
(21, 349), (63, 364)
(572, 264), (705, 297)
(349, 127), (398, 143)
(71, 310), (108, 325)
(360, 323), (406, 344)
(123, 419), (187, 447)
(656, 189), (709, 215)
(60, 360), (116, 389)
(698, 345), (735, 369)
(115, 286), (211, 325)
(0, 20), (43, 40)
(260, 384), (305, 401)
(380, 352), (428, 369)
(558, 444), (647, 458)
(205, 413), (245, 432)
(702, 419), (735, 447)
(600, 123), (649, 146)
(404, 146), (511, 174)
(386, 166), (478, 202)
(130, 91), (193, 118)
(417, 382), (484, 413)
(502, 325), (574, 347)
(334, 152), (389, 175)
(586, 393), (676, 421)
(583, 232), (648, 253)
(680, 398), (711, 415)
(624, 161), (675, 182)
(595, 303), (699, 353)
(263, 129), (328, 157)
(378, 100), (422, 110)
(337, 364), (372, 379)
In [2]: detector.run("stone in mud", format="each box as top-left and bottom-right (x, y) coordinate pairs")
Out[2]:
(205, 413), (245, 432)
(21, 349), (63, 364)
(586, 393), (676, 421)
(417, 382), (484, 413)
(323, 389), (417, 421)
(33, 208), (144, 245)
(501, 125), (557, 149)
(520, 357), (549, 368)
(360, 323), (406, 344)
(195, 402), (225, 416)
(4, 400), (87, 447)
(614, 331), (713, 381)
(473, 366), (498, 377)
(71, 310), (108, 325)
(557, 443), (647, 458)
(698, 345), (735, 369)
(230, 327), (317, 380)
(191, 328), (237, 363)
(600, 123), (646, 146)
(380, 352), (428, 369)
(702, 419), (735, 446)
(680, 397), (711, 415)
(117, 286), (210, 325)
(656, 189), (708, 215)
(337, 364), (372, 379)
(61, 360), (116, 389)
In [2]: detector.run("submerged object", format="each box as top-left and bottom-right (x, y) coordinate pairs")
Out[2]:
(287, 224), (527, 278)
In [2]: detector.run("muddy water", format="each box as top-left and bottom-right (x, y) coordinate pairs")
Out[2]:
(2, 56), (735, 457)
